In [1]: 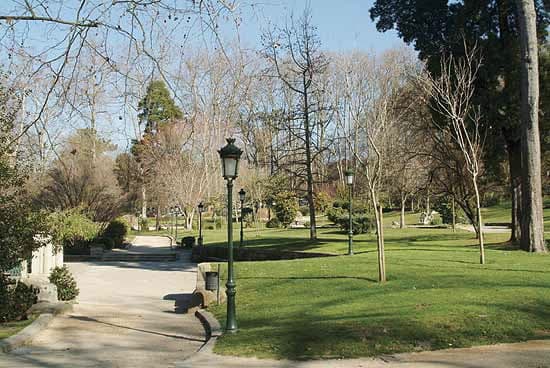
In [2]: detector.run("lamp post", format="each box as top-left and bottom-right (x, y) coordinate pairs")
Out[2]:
(175, 205), (180, 243)
(238, 189), (246, 247)
(345, 169), (354, 255)
(198, 202), (204, 247)
(218, 138), (243, 333)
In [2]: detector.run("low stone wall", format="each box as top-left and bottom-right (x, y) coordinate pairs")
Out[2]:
(191, 245), (333, 263)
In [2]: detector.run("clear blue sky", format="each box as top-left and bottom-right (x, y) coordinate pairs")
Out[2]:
(234, 0), (407, 52)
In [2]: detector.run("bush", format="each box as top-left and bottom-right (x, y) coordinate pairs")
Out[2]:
(314, 191), (332, 213)
(139, 217), (149, 231)
(0, 275), (38, 322)
(303, 221), (310, 228)
(207, 225), (215, 230)
(430, 217), (443, 226)
(215, 219), (223, 229)
(93, 237), (115, 250)
(299, 206), (310, 217)
(273, 191), (299, 226)
(182, 236), (195, 248)
(101, 218), (128, 248)
(326, 207), (345, 224)
(266, 218), (281, 228)
(49, 266), (79, 301)
(335, 214), (375, 234)
(48, 209), (100, 249)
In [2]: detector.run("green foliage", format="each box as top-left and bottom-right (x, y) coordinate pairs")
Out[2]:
(101, 218), (129, 248)
(0, 161), (48, 273)
(49, 266), (79, 301)
(273, 191), (299, 227)
(138, 80), (183, 134)
(326, 207), (345, 224)
(299, 206), (310, 217)
(335, 214), (375, 234)
(314, 191), (332, 213)
(48, 209), (99, 249)
(0, 276), (37, 322)
(430, 217), (443, 226)
(266, 218), (281, 228)
(182, 236), (195, 248)
(139, 217), (149, 230)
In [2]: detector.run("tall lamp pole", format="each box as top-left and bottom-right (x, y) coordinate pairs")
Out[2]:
(198, 202), (204, 247)
(175, 205), (180, 243)
(218, 138), (243, 333)
(238, 189), (246, 247)
(345, 169), (354, 255)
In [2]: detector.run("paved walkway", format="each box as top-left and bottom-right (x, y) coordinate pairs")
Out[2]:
(1, 236), (204, 368)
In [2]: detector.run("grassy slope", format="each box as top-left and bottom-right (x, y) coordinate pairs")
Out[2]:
(0, 317), (35, 340)
(206, 223), (550, 360)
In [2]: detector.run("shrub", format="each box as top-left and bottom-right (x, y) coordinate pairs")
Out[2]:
(49, 266), (79, 301)
(326, 207), (345, 224)
(430, 217), (443, 226)
(335, 214), (374, 234)
(266, 218), (281, 228)
(0, 275), (38, 322)
(48, 209), (100, 249)
(299, 206), (310, 217)
(139, 217), (149, 231)
(314, 191), (332, 213)
(207, 225), (215, 230)
(303, 221), (311, 228)
(102, 218), (128, 248)
(93, 237), (115, 250)
(182, 236), (195, 248)
(215, 219), (223, 230)
(273, 191), (299, 227)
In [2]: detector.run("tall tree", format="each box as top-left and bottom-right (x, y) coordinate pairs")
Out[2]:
(132, 80), (184, 219)
(370, 0), (549, 248)
(515, 0), (546, 252)
(262, 8), (329, 240)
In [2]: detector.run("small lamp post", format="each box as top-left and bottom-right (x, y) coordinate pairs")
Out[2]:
(198, 202), (205, 247)
(238, 189), (246, 247)
(218, 138), (243, 333)
(175, 205), (180, 243)
(345, 169), (354, 255)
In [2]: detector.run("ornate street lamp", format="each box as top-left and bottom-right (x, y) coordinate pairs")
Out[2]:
(345, 169), (354, 255)
(238, 189), (246, 247)
(218, 138), (243, 333)
(198, 202), (205, 247)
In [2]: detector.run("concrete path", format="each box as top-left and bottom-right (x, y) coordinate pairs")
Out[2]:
(456, 224), (511, 234)
(0, 236), (205, 368)
(180, 339), (550, 368)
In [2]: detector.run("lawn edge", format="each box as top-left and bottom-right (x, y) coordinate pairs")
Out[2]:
(0, 302), (74, 353)
(194, 308), (222, 354)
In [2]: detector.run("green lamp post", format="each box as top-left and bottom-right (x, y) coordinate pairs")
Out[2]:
(345, 169), (354, 255)
(218, 138), (243, 333)
(198, 202), (204, 247)
(238, 188), (246, 247)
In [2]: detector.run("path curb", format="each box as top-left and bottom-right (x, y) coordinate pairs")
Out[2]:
(0, 302), (74, 353)
(194, 309), (222, 354)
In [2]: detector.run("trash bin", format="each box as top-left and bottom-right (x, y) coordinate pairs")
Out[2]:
(205, 271), (219, 291)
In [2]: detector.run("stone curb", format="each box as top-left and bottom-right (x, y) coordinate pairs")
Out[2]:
(0, 302), (74, 353)
(194, 309), (222, 354)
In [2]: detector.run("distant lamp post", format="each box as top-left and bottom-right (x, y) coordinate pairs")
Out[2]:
(238, 189), (246, 247)
(175, 205), (180, 243)
(218, 138), (243, 333)
(345, 169), (354, 255)
(198, 202), (205, 247)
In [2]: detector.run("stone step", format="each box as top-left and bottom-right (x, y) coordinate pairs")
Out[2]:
(101, 253), (178, 262)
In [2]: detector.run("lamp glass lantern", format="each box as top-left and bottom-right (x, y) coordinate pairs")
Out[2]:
(219, 138), (243, 180)
(198, 202), (204, 213)
(345, 169), (354, 186)
(238, 188), (246, 202)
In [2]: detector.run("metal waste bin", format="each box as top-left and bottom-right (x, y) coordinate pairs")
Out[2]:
(205, 271), (219, 291)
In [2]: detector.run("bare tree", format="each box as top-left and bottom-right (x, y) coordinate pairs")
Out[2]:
(418, 45), (487, 264)
(262, 7), (329, 240)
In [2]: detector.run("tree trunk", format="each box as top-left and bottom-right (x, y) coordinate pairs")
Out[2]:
(371, 189), (386, 282)
(303, 74), (317, 240)
(155, 206), (161, 230)
(186, 212), (194, 230)
(508, 139), (522, 244)
(141, 184), (147, 218)
(400, 194), (406, 229)
(452, 197), (456, 233)
(426, 190), (430, 213)
(411, 197), (415, 212)
(473, 177), (486, 264)
(515, 0), (546, 253)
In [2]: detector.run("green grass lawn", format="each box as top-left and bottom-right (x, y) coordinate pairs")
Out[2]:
(207, 226), (550, 360)
(0, 317), (35, 340)
(481, 200), (550, 232)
